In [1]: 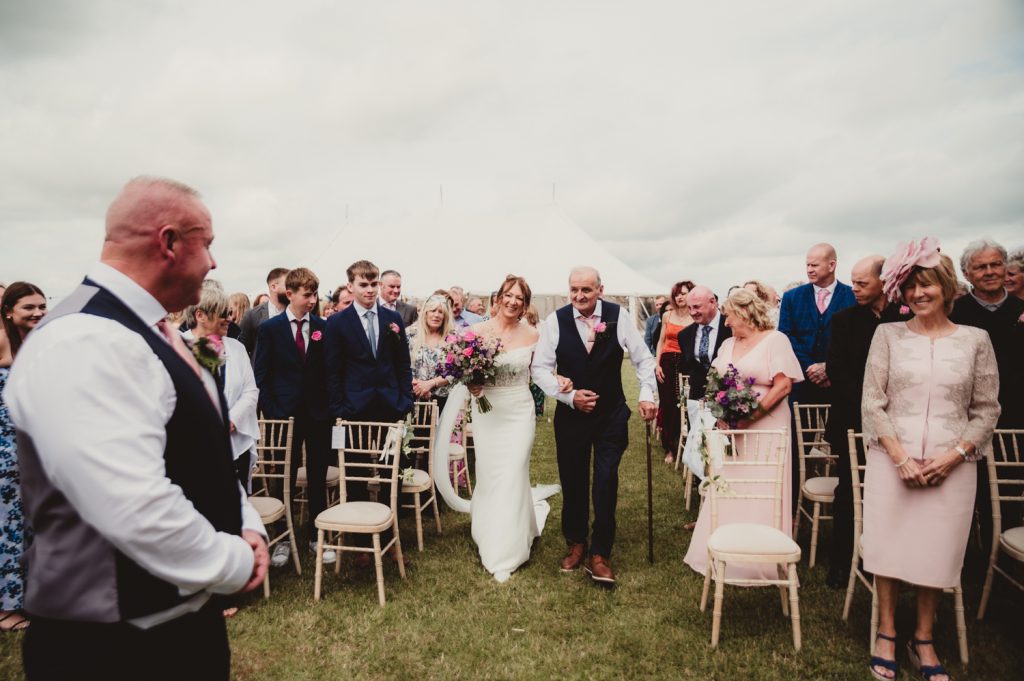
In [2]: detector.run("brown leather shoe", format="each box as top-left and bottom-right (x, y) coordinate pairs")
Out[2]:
(584, 555), (616, 584)
(560, 543), (586, 572)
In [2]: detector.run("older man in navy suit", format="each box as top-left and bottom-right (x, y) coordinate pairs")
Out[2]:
(253, 267), (333, 564)
(778, 243), (856, 507)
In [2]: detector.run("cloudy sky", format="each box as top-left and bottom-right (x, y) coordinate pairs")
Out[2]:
(2, 1), (1022, 298)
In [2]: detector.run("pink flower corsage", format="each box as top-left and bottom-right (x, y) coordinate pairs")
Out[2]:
(191, 334), (225, 373)
(899, 305), (910, 316)
(593, 320), (612, 342)
(389, 322), (400, 334)
(880, 236), (942, 302)
(311, 330), (322, 342)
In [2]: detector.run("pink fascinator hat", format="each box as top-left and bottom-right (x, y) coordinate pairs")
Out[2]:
(880, 237), (942, 302)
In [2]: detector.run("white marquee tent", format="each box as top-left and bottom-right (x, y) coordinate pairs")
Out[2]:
(310, 204), (667, 298)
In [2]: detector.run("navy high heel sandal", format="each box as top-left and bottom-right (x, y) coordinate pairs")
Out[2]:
(907, 638), (951, 681)
(869, 631), (899, 681)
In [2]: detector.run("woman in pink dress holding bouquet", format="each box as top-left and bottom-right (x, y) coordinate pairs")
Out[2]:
(862, 240), (999, 681)
(684, 289), (804, 579)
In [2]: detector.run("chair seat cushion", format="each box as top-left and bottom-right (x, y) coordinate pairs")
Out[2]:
(708, 523), (801, 557)
(316, 501), (392, 528)
(403, 468), (432, 491)
(296, 465), (340, 486)
(448, 443), (466, 458)
(1001, 526), (1024, 561)
(249, 496), (285, 522)
(803, 476), (838, 500)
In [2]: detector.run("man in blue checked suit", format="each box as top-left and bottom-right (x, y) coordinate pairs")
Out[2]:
(778, 242), (856, 506)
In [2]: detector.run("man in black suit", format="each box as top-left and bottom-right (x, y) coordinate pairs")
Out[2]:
(677, 285), (731, 404)
(950, 239), (1024, 547)
(823, 255), (909, 588)
(253, 267), (334, 566)
(238, 267), (289, 358)
(379, 269), (418, 329)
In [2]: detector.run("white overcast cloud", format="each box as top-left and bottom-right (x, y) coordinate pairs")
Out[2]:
(1, 0), (1022, 298)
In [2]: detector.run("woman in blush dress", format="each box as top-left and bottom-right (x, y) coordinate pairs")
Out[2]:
(1, 282), (47, 632)
(861, 242), (999, 681)
(683, 288), (803, 580)
(655, 280), (694, 463)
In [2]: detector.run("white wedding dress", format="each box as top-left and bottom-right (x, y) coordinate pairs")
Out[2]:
(432, 345), (560, 582)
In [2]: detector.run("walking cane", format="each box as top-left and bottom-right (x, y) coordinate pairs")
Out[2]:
(645, 420), (654, 564)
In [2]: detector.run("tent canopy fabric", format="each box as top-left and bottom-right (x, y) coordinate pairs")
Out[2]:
(310, 205), (667, 296)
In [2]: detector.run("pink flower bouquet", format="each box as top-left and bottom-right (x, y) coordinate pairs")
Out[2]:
(703, 363), (760, 428)
(436, 330), (503, 412)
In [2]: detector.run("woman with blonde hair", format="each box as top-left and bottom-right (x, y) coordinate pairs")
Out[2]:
(683, 287), (804, 579)
(862, 241), (999, 681)
(227, 292), (250, 326)
(410, 293), (456, 413)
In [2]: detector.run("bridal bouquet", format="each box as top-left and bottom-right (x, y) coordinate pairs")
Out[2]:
(703, 364), (760, 428)
(436, 330), (503, 413)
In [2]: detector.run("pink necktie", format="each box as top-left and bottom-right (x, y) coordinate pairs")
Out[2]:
(156, 319), (203, 378)
(581, 315), (596, 353)
(816, 288), (829, 314)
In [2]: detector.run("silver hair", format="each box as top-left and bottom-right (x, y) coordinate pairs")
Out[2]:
(183, 279), (228, 329)
(959, 238), (1007, 276)
(1008, 248), (1024, 270)
(569, 266), (602, 286)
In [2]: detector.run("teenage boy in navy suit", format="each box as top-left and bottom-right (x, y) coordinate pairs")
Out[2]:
(325, 260), (413, 558)
(253, 267), (335, 565)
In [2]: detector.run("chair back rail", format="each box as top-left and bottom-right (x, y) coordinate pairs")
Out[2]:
(793, 402), (834, 481)
(335, 420), (406, 505)
(253, 417), (295, 500)
(708, 428), (788, 533)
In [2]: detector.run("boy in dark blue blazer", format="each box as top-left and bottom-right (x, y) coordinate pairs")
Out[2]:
(253, 267), (334, 564)
(324, 260), (413, 553)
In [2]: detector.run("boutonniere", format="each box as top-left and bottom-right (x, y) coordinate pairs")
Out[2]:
(594, 321), (613, 342)
(386, 321), (402, 338)
(311, 330), (322, 342)
(899, 305), (910, 316)
(1017, 312), (1024, 327)
(192, 335), (225, 373)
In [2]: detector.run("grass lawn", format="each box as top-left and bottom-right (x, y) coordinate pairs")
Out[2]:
(3, 360), (1022, 679)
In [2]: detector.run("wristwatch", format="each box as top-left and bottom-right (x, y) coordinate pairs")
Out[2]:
(954, 445), (969, 461)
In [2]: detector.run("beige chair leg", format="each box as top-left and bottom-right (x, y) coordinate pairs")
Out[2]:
(977, 551), (998, 620)
(313, 529), (324, 602)
(700, 561), (712, 612)
(778, 564), (789, 616)
(793, 492), (803, 539)
(414, 491), (424, 551)
(953, 582), (969, 664)
(373, 533), (386, 607)
(263, 569), (271, 599)
(711, 559), (725, 647)
(809, 502), (821, 568)
(788, 563), (801, 651)
(394, 520), (407, 579)
(464, 460), (473, 495)
(334, 532), (342, 575)
(431, 491), (442, 534)
(684, 468), (693, 511)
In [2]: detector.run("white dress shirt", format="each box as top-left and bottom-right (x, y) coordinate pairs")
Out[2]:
(4, 262), (264, 627)
(266, 299), (284, 319)
(286, 307), (311, 347)
(378, 297), (397, 312)
(693, 311), (722, 358)
(223, 337), (260, 461)
(356, 302), (380, 352)
(532, 299), (657, 408)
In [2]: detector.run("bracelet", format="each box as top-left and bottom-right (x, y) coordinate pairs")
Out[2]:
(955, 445), (969, 461)
(895, 456), (911, 469)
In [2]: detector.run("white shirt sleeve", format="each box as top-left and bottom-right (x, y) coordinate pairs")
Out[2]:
(5, 316), (255, 597)
(530, 313), (576, 407)
(618, 314), (657, 404)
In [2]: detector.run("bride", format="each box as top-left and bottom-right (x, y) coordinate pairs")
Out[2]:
(432, 275), (566, 582)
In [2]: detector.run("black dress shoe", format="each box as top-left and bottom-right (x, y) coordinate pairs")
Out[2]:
(826, 568), (849, 590)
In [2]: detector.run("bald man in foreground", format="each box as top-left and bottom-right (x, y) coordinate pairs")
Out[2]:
(820, 255), (910, 588)
(4, 177), (267, 680)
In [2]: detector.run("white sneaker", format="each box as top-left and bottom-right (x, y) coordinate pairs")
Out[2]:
(310, 541), (337, 565)
(270, 541), (291, 568)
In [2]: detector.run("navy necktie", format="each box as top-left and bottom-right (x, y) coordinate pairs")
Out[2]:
(698, 325), (712, 368)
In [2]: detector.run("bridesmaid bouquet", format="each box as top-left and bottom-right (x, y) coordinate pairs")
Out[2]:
(436, 330), (503, 413)
(703, 364), (760, 428)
